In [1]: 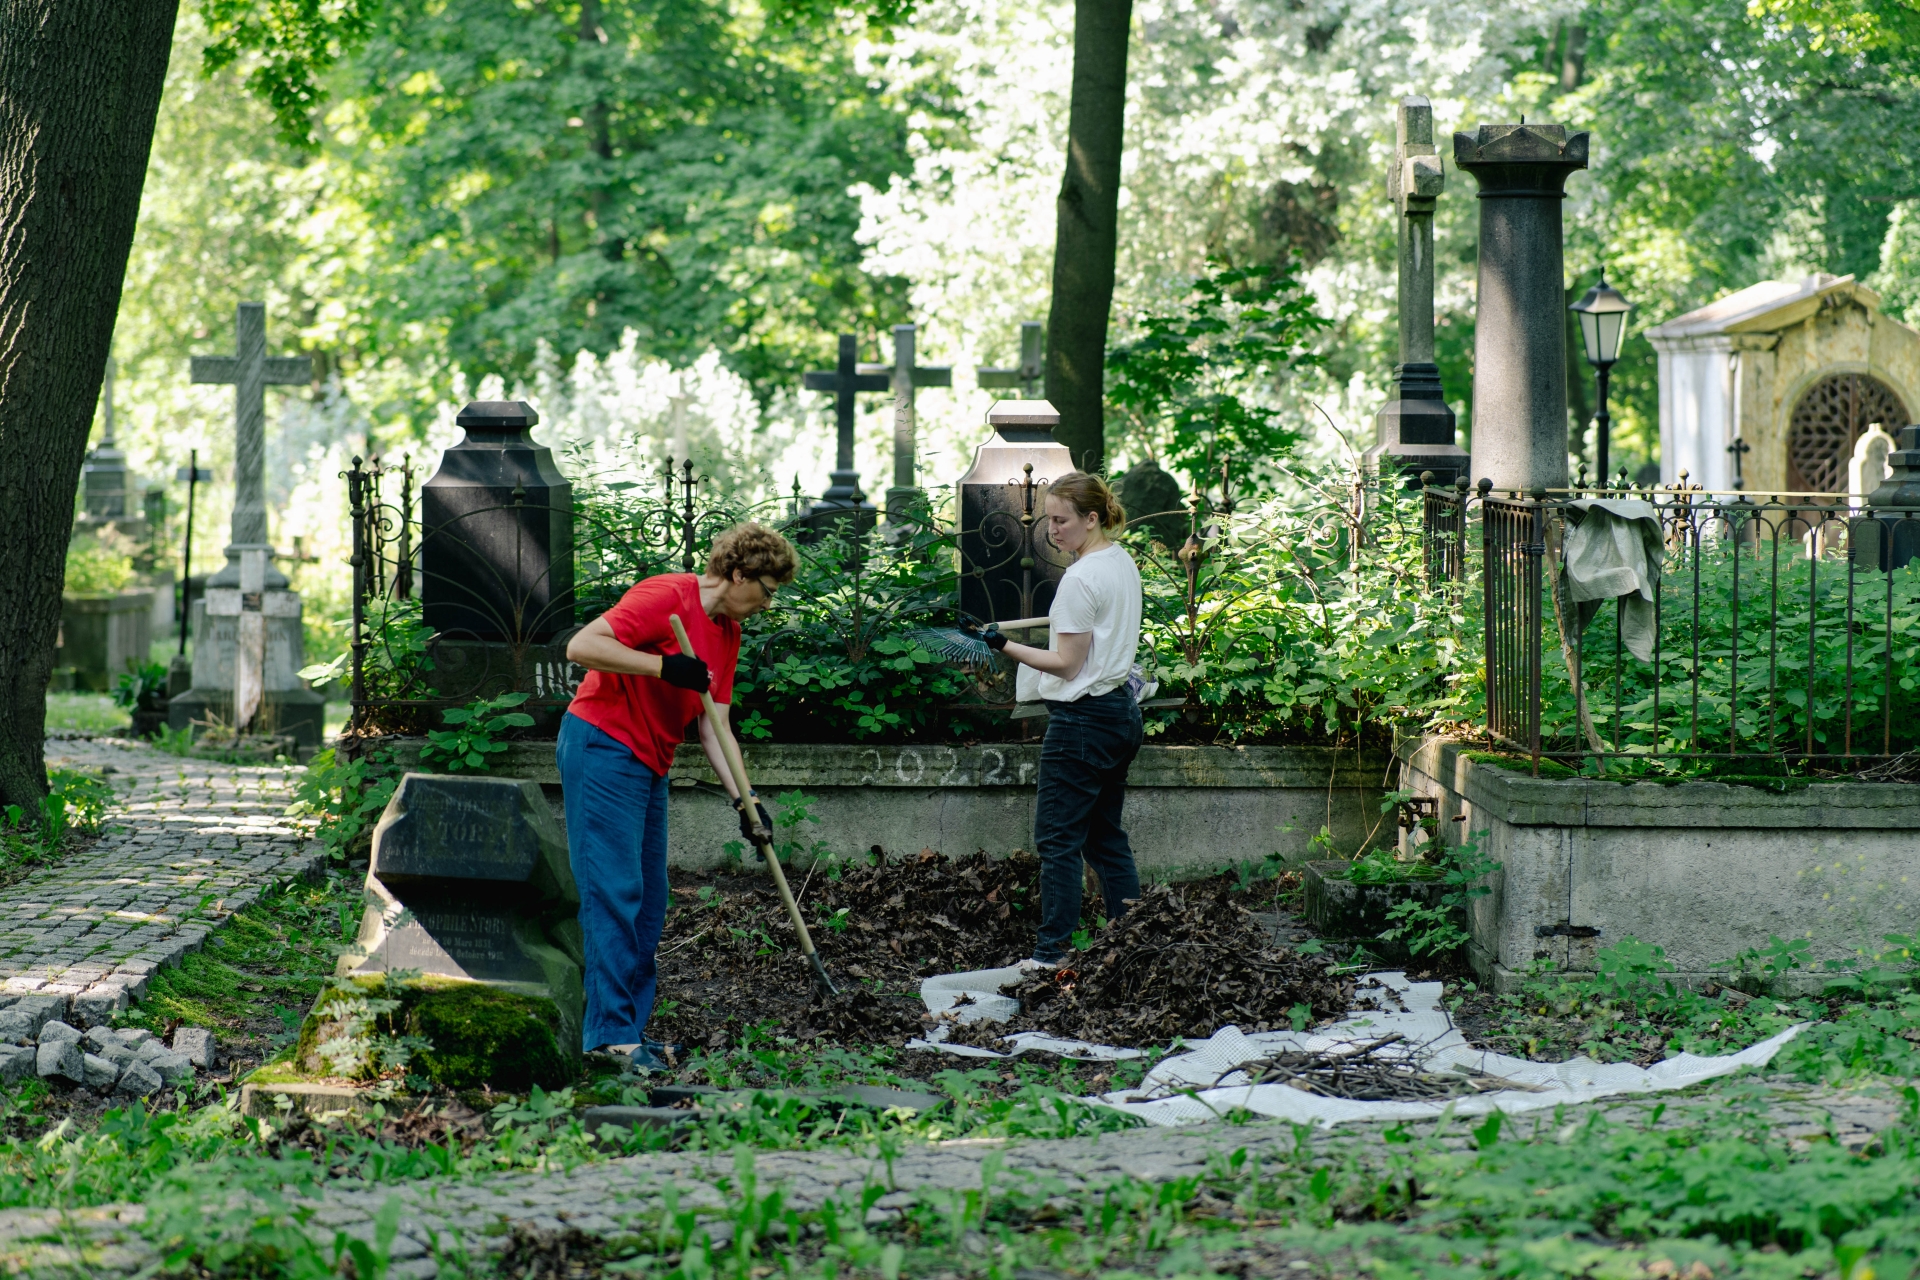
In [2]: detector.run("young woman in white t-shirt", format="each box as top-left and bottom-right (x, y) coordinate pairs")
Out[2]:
(980, 471), (1145, 968)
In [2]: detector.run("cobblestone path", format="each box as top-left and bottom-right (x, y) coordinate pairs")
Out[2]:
(8, 735), (323, 1022)
(0, 1082), (1901, 1275)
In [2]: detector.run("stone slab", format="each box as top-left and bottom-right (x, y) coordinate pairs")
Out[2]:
(361, 740), (1392, 872)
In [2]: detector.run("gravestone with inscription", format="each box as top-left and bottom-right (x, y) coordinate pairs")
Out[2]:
(341, 773), (585, 1059)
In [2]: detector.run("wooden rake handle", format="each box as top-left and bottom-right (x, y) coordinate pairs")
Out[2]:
(667, 613), (835, 996)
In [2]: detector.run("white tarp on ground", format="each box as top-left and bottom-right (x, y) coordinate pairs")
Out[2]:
(911, 967), (1806, 1128)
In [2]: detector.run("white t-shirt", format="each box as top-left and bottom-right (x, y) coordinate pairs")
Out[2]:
(1016, 543), (1143, 703)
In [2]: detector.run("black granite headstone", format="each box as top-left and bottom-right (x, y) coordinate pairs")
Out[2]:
(345, 774), (584, 1052)
(421, 400), (576, 642)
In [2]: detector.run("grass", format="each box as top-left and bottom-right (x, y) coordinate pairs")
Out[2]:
(43, 691), (130, 736)
(118, 871), (367, 1076)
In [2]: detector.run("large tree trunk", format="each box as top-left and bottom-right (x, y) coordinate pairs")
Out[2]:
(1044, 0), (1132, 475)
(0, 0), (177, 811)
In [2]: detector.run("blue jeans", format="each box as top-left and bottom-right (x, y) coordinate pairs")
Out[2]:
(557, 713), (670, 1051)
(1032, 688), (1144, 962)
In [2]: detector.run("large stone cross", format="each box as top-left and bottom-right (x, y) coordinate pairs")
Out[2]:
(976, 321), (1045, 399)
(858, 324), (951, 518)
(1365, 96), (1466, 489)
(191, 303), (312, 587)
(802, 334), (889, 511)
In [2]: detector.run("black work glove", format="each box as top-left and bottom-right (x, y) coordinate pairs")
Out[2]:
(736, 794), (774, 842)
(967, 623), (1008, 652)
(659, 652), (710, 691)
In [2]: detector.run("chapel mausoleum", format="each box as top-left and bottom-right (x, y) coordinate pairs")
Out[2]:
(1648, 272), (1920, 497)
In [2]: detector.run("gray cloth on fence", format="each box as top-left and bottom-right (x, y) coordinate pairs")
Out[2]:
(1561, 499), (1663, 661)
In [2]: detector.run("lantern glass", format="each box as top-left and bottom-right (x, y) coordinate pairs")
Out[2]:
(1570, 277), (1631, 367)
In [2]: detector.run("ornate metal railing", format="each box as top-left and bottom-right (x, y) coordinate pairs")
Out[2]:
(1430, 476), (1920, 773)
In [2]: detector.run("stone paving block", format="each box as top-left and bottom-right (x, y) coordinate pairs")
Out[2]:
(116, 1060), (161, 1097)
(0, 1045), (30, 1085)
(36, 1040), (83, 1083)
(172, 1028), (214, 1069)
(149, 1051), (194, 1086)
(37, 1020), (80, 1047)
(82, 1053), (120, 1089)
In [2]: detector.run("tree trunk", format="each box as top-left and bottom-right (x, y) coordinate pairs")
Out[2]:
(1044, 0), (1132, 475)
(0, 0), (177, 811)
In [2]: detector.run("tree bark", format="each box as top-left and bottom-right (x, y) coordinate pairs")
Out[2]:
(1044, 0), (1132, 475)
(0, 0), (177, 811)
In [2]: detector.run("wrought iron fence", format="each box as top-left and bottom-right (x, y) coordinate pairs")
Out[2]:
(340, 454), (1093, 738)
(1426, 477), (1920, 773)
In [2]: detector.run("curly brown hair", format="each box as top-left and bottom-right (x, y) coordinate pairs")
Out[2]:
(706, 522), (798, 585)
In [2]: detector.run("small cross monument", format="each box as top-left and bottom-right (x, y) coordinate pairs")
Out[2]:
(1364, 96), (1467, 489)
(801, 334), (889, 527)
(169, 303), (326, 748)
(857, 324), (951, 521)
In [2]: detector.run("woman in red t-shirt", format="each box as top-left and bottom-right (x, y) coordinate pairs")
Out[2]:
(559, 522), (797, 1068)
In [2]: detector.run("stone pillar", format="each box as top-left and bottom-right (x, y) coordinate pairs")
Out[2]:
(1366, 96), (1467, 488)
(1453, 122), (1589, 493)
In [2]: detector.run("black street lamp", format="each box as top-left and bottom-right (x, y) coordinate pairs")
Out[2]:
(1570, 272), (1632, 486)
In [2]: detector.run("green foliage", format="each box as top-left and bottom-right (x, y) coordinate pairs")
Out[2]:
(329, 0), (918, 397)
(1107, 257), (1330, 490)
(200, 0), (382, 147)
(1134, 466), (1477, 745)
(1379, 834), (1499, 959)
(62, 531), (137, 594)
(288, 744), (400, 859)
(111, 659), (169, 712)
(732, 523), (980, 743)
(419, 691), (534, 773)
(1545, 541), (1920, 765)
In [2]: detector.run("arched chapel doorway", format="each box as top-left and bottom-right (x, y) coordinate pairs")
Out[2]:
(1787, 373), (1908, 495)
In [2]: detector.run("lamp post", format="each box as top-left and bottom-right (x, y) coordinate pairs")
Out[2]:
(1569, 272), (1631, 486)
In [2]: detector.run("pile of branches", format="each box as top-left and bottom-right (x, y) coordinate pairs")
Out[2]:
(973, 883), (1350, 1045)
(1219, 1034), (1531, 1102)
(816, 849), (1045, 976)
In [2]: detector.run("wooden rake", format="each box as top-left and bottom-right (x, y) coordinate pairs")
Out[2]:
(668, 613), (837, 997)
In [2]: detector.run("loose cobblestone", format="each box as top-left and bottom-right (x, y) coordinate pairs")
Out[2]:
(14, 736), (324, 1020)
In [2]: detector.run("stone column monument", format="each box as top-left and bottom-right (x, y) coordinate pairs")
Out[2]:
(1365, 96), (1467, 488)
(169, 303), (326, 749)
(1453, 122), (1590, 493)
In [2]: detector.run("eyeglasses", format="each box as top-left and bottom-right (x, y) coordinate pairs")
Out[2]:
(754, 577), (779, 601)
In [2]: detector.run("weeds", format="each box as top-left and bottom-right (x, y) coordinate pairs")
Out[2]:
(419, 690), (535, 773)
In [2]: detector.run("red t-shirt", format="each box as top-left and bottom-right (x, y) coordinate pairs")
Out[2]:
(567, 574), (741, 776)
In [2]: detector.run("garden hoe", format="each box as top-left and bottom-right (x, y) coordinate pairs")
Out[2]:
(668, 613), (838, 998)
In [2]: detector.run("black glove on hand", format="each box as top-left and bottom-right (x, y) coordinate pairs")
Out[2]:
(659, 652), (711, 691)
(736, 795), (773, 841)
(982, 626), (1008, 652)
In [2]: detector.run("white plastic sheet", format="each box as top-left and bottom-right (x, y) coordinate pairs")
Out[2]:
(912, 967), (1805, 1127)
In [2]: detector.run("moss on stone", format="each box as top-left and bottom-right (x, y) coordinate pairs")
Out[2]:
(398, 982), (570, 1092)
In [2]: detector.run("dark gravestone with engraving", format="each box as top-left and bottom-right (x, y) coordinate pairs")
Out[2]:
(342, 774), (585, 1058)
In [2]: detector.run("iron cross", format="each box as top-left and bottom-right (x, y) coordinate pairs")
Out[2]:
(802, 334), (890, 504)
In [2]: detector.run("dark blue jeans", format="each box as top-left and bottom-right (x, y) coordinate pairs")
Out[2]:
(1032, 688), (1144, 962)
(557, 713), (670, 1051)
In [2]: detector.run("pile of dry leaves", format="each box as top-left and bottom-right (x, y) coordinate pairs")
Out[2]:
(650, 849), (1046, 1050)
(648, 852), (1326, 1054)
(950, 881), (1350, 1047)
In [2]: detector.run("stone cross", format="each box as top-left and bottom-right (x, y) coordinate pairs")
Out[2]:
(801, 334), (889, 513)
(190, 303), (313, 588)
(857, 324), (952, 518)
(199, 546), (295, 732)
(1365, 96), (1465, 489)
(977, 322), (1045, 399)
